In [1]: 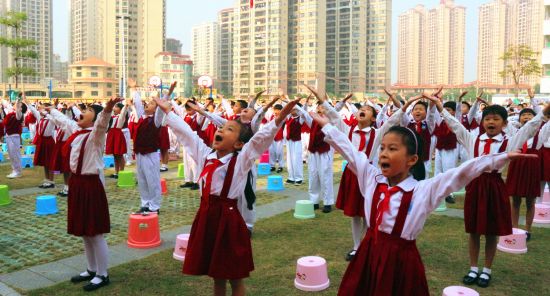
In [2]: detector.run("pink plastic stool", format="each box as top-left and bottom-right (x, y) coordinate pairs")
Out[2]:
(543, 188), (550, 205)
(294, 256), (330, 292)
(497, 228), (527, 254)
(161, 178), (168, 195)
(442, 286), (479, 296)
(259, 151), (269, 164)
(173, 233), (190, 261)
(534, 203), (550, 224)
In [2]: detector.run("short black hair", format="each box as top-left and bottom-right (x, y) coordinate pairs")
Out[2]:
(461, 101), (471, 109)
(90, 104), (104, 121)
(234, 120), (253, 146)
(21, 103), (28, 114)
(443, 101), (457, 112)
(519, 108), (536, 118)
(413, 101), (428, 111)
(273, 104), (283, 110)
(236, 100), (248, 109)
(115, 103), (124, 109)
(482, 105), (507, 121)
(354, 103), (362, 109)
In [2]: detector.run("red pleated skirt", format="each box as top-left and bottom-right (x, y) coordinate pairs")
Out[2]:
(49, 140), (69, 173)
(464, 172), (512, 236)
(336, 166), (365, 217)
(105, 128), (127, 155)
(159, 126), (170, 152)
(33, 136), (55, 168)
(0, 122), (4, 138)
(67, 174), (110, 236)
(204, 123), (217, 147)
(506, 148), (541, 197)
(338, 230), (429, 296)
(128, 121), (137, 140)
(542, 147), (550, 181)
(182, 195), (254, 279)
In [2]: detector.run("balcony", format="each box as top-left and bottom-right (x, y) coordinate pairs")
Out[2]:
(542, 48), (550, 65)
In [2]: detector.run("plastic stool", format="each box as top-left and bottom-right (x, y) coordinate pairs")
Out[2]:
(0, 185), (11, 206)
(177, 163), (184, 178)
(0, 153), (4, 162)
(24, 145), (35, 155)
(497, 228), (527, 254)
(534, 203), (550, 224)
(294, 200), (315, 219)
(22, 127), (29, 133)
(161, 178), (168, 195)
(294, 256), (330, 292)
(118, 170), (136, 188)
(341, 160), (348, 172)
(103, 155), (115, 168)
(1, 143), (6, 153)
(259, 152), (269, 163)
(543, 188), (550, 205)
(21, 156), (33, 168)
(267, 175), (284, 191)
(35, 195), (58, 215)
(442, 286), (479, 296)
(257, 163), (271, 176)
(21, 132), (31, 141)
(435, 199), (447, 212)
(173, 233), (190, 261)
(127, 213), (162, 248)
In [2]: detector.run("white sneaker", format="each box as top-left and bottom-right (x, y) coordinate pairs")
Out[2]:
(125, 161), (132, 166)
(7, 172), (22, 179)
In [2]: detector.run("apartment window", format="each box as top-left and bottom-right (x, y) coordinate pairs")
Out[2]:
(91, 72), (98, 77)
(91, 83), (99, 88)
(91, 91), (98, 96)
(76, 72), (82, 77)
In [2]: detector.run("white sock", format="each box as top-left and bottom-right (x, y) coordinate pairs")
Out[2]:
(482, 267), (491, 275)
(91, 235), (109, 277)
(83, 237), (97, 273)
(90, 276), (103, 284)
(64, 185), (68, 191)
(468, 266), (478, 277)
(351, 217), (366, 250)
(80, 270), (91, 277)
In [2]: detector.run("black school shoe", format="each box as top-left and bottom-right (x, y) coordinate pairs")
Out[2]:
(83, 275), (110, 292)
(462, 270), (479, 285)
(270, 167), (276, 172)
(526, 232), (531, 242)
(70, 270), (96, 283)
(313, 204), (320, 210)
(445, 195), (456, 204)
(477, 272), (491, 288)
(180, 182), (193, 188)
(285, 179), (295, 184)
(276, 167), (283, 173)
(190, 183), (200, 190)
(295, 180), (303, 185)
(136, 207), (150, 214)
(322, 205), (332, 213)
(39, 183), (55, 189)
(345, 250), (356, 261)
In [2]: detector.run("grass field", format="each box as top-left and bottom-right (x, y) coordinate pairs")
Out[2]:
(28, 211), (550, 296)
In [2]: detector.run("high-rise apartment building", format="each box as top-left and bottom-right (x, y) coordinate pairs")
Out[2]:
(165, 38), (182, 55)
(365, 0), (392, 93)
(0, 0), (52, 84)
(154, 52), (193, 98)
(478, 0), (543, 86)
(52, 54), (69, 83)
(541, 1), (550, 93)
(397, 0), (465, 85)
(192, 22), (219, 78)
(218, 8), (234, 95)
(70, 0), (165, 89)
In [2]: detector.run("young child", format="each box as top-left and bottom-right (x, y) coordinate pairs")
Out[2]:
(47, 97), (121, 291)
(435, 96), (549, 288)
(308, 100), (535, 295)
(506, 105), (546, 240)
(48, 101), (75, 196)
(155, 96), (298, 296)
(105, 102), (128, 178)
(3, 98), (26, 178)
(174, 100), (203, 190)
(284, 103), (305, 185)
(28, 102), (57, 188)
(268, 104), (285, 173)
(129, 79), (172, 213)
(322, 90), (401, 261)
(159, 121), (170, 172)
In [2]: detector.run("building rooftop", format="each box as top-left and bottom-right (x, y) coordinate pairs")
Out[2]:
(70, 57), (115, 68)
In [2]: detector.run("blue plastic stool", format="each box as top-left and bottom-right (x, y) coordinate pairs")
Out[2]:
(104, 155), (115, 168)
(267, 175), (284, 191)
(35, 195), (58, 215)
(0, 153), (4, 162)
(21, 132), (31, 141)
(1, 143), (6, 153)
(341, 160), (348, 172)
(24, 145), (35, 155)
(21, 156), (33, 168)
(22, 127), (29, 133)
(257, 163), (271, 176)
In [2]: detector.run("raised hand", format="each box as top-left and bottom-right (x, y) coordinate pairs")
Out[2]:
(309, 111), (330, 127)
(432, 86), (443, 97)
(127, 78), (137, 89)
(401, 95), (423, 111)
(186, 100), (206, 115)
(508, 151), (539, 161)
(264, 96), (279, 111)
(153, 97), (172, 114)
(422, 93), (443, 112)
(104, 97), (123, 113)
(167, 81), (177, 97)
(275, 99), (299, 125)
(304, 84), (326, 103)
(342, 93), (353, 104)
(527, 88), (535, 99)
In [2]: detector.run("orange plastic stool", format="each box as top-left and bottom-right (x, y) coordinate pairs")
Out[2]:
(161, 178), (168, 195)
(127, 213), (162, 249)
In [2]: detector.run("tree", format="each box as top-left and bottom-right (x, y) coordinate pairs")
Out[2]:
(499, 44), (541, 98)
(0, 11), (38, 89)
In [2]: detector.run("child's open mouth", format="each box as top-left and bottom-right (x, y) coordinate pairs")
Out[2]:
(359, 112), (365, 118)
(214, 135), (223, 142)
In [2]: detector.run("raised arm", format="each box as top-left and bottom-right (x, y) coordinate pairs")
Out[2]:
(115, 105), (128, 129)
(132, 91), (144, 118)
(508, 110), (549, 151)
(48, 109), (79, 134)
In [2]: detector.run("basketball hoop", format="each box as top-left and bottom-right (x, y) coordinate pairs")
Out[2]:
(198, 75), (213, 88)
(148, 75), (162, 87)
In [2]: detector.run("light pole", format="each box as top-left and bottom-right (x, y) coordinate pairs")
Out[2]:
(116, 14), (131, 98)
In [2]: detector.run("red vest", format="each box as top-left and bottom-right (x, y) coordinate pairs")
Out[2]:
(434, 121), (457, 150)
(285, 117), (302, 141)
(4, 112), (23, 135)
(308, 122), (330, 154)
(407, 121), (431, 161)
(134, 117), (160, 154)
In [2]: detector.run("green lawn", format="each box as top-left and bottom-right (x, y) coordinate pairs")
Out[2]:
(28, 211), (550, 296)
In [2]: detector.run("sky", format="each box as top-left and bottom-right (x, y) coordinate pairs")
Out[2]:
(52, 0), (480, 83)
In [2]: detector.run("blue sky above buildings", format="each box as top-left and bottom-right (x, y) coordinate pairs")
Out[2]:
(52, 0), (480, 83)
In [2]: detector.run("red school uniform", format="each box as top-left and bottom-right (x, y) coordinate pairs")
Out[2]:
(33, 117), (56, 168)
(506, 125), (543, 198)
(105, 115), (128, 155)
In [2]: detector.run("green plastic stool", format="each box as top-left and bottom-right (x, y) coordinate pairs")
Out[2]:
(0, 185), (11, 206)
(294, 200), (315, 219)
(177, 163), (184, 178)
(435, 199), (447, 212)
(118, 170), (136, 188)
